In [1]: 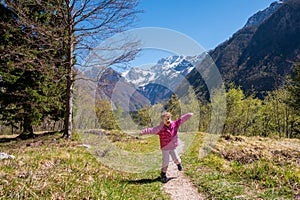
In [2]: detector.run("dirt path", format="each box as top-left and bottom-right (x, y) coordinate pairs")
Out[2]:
(162, 140), (206, 200)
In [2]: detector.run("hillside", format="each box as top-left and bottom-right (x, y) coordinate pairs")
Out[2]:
(0, 132), (166, 199)
(208, 0), (300, 96)
(96, 67), (149, 111)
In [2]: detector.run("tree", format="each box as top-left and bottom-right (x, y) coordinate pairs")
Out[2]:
(148, 103), (164, 127)
(259, 89), (295, 137)
(3, 0), (140, 138)
(239, 94), (261, 136)
(113, 103), (124, 128)
(137, 105), (151, 127)
(73, 78), (99, 130)
(95, 100), (118, 130)
(289, 61), (300, 114)
(60, 0), (140, 138)
(0, 2), (66, 137)
(181, 87), (201, 132)
(288, 61), (300, 136)
(0, 4), (19, 132)
(164, 94), (181, 120)
(223, 85), (245, 135)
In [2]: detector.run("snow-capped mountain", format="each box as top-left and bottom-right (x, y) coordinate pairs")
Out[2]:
(122, 55), (202, 87)
(121, 67), (155, 87)
(92, 54), (200, 110)
(244, 0), (286, 27)
(121, 54), (205, 104)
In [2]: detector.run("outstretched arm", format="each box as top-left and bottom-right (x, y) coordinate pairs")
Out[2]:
(141, 122), (164, 135)
(177, 113), (194, 126)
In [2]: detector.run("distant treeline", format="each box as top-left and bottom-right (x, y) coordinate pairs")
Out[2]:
(156, 88), (297, 138)
(73, 78), (300, 138)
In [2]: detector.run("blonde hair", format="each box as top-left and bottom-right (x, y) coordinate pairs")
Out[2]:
(161, 111), (171, 119)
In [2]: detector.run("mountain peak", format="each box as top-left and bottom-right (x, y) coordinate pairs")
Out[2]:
(123, 55), (196, 87)
(244, 0), (287, 28)
(119, 54), (203, 104)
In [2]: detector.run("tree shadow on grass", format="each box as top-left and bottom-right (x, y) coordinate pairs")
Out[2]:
(0, 131), (61, 144)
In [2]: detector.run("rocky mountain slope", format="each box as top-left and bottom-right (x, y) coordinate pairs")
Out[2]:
(96, 67), (149, 111)
(244, 0), (287, 28)
(189, 0), (300, 97)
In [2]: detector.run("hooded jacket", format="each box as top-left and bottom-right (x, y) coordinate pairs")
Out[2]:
(141, 113), (193, 150)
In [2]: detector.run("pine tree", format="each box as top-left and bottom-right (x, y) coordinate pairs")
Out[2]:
(164, 94), (181, 120)
(0, 2), (66, 137)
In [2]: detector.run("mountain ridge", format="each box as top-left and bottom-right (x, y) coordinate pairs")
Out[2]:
(244, 0), (286, 28)
(213, 0), (300, 95)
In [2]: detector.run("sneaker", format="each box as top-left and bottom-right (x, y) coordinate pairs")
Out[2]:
(160, 172), (168, 183)
(177, 163), (183, 171)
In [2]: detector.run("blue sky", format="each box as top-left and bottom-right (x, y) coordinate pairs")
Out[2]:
(128, 0), (275, 67)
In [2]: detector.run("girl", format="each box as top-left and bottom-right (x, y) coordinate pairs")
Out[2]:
(140, 112), (193, 183)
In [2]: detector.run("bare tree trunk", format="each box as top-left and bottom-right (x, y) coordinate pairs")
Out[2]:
(62, 6), (74, 139)
(63, 63), (73, 139)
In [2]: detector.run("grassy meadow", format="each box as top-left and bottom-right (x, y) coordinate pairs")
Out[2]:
(0, 132), (168, 200)
(0, 131), (299, 199)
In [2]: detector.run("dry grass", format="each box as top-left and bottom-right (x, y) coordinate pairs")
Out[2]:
(183, 133), (300, 200)
(215, 135), (300, 167)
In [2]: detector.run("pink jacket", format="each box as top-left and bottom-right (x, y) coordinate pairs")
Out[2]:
(141, 113), (193, 150)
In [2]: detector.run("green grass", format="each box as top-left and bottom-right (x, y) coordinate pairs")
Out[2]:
(1, 131), (299, 199)
(182, 133), (300, 200)
(0, 132), (169, 199)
